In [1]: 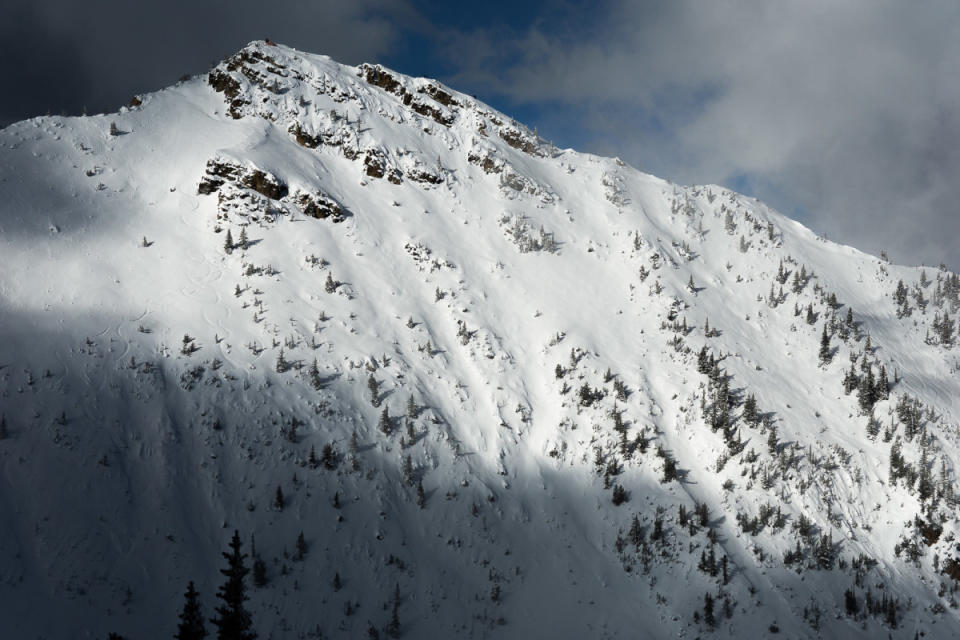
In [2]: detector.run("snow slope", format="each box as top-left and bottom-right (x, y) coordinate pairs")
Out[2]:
(1, 40), (960, 638)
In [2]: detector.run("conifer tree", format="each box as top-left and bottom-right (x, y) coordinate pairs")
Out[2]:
(309, 359), (322, 390)
(818, 325), (831, 365)
(416, 479), (426, 509)
(224, 229), (234, 254)
(703, 592), (715, 628)
(274, 486), (285, 511)
(406, 395), (417, 419)
(0, 414), (7, 440)
(295, 531), (307, 561)
(238, 227), (249, 250)
(742, 394), (758, 426)
(386, 582), (401, 638)
(176, 581), (207, 640)
(378, 406), (392, 435)
(368, 375), (380, 407)
(210, 531), (255, 640)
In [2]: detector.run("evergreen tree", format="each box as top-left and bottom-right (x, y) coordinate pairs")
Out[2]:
(406, 395), (417, 419)
(857, 367), (876, 414)
(210, 531), (255, 640)
(368, 375), (380, 407)
(742, 394), (758, 426)
(386, 583), (401, 638)
(325, 272), (337, 294)
(767, 425), (779, 456)
(321, 444), (337, 470)
(275, 348), (287, 373)
(309, 359), (322, 390)
(252, 556), (267, 588)
(703, 592), (715, 628)
(941, 310), (954, 346)
(378, 406), (392, 435)
(416, 479), (426, 509)
(295, 531), (307, 561)
(176, 581), (207, 640)
(844, 588), (858, 616)
(818, 325), (831, 365)
(0, 414), (7, 440)
(273, 486), (285, 511)
(224, 229), (234, 254)
(238, 227), (249, 250)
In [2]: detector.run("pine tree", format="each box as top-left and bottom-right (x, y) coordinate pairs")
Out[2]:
(406, 395), (417, 419)
(275, 347), (287, 373)
(0, 414), (7, 440)
(742, 394), (758, 426)
(368, 375), (380, 407)
(210, 531), (255, 640)
(386, 582), (401, 638)
(818, 325), (831, 365)
(308, 445), (319, 469)
(941, 310), (954, 346)
(378, 406), (392, 435)
(273, 486), (285, 511)
(224, 229), (234, 254)
(176, 581), (207, 640)
(252, 555), (267, 588)
(416, 479), (426, 509)
(844, 588), (858, 616)
(309, 359), (322, 390)
(767, 425), (779, 456)
(325, 272), (337, 294)
(321, 443), (337, 470)
(295, 531), (307, 561)
(238, 227), (249, 250)
(703, 592), (715, 628)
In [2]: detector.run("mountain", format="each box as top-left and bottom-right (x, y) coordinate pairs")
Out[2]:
(1, 40), (959, 638)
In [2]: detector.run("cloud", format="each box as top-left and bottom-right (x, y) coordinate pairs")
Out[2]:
(440, 0), (960, 268)
(0, 0), (408, 126)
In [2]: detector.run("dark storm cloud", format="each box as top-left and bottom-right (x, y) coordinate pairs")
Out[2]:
(0, 0), (407, 126)
(438, 0), (960, 269)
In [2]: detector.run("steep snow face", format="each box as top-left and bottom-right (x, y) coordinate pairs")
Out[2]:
(2, 40), (960, 638)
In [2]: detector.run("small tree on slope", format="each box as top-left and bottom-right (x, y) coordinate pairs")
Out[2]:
(176, 580), (207, 640)
(210, 530), (256, 640)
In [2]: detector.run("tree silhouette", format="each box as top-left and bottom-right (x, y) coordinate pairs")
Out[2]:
(176, 580), (207, 639)
(210, 530), (255, 640)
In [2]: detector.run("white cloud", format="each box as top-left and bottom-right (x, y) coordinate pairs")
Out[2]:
(443, 0), (960, 267)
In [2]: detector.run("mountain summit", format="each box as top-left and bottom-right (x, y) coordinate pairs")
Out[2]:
(1, 40), (959, 638)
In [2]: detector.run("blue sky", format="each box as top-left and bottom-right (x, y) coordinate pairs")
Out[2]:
(3, 0), (959, 268)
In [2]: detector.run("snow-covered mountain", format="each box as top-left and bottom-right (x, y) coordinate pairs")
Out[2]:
(2, 40), (960, 639)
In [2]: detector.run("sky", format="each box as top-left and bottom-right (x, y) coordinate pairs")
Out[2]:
(4, 0), (959, 270)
